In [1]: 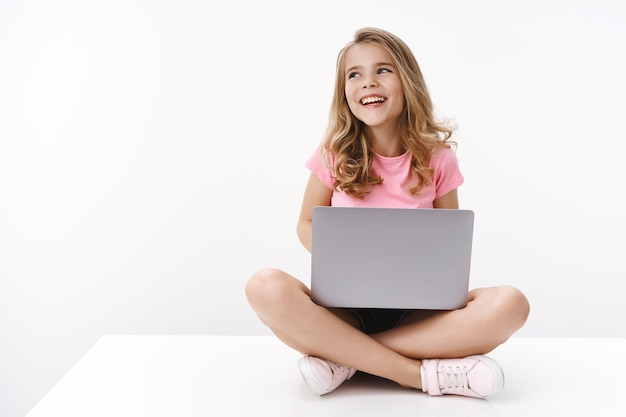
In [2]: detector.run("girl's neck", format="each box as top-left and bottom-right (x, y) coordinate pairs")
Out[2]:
(369, 131), (404, 157)
(371, 141), (404, 157)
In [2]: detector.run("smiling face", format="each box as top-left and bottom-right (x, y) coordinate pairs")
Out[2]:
(343, 42), (405, 138)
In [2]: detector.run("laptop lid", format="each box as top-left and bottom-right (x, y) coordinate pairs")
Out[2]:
(310, 207), (474, 310)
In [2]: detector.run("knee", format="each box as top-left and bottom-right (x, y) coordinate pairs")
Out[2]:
(488, 285), (530, 331)
(245, 268), (298, 311)
(470, 286), (530, 353)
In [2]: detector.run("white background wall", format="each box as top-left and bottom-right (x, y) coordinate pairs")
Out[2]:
(1, 0), (624, 416)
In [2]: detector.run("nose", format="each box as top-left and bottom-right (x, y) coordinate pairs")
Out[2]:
(362, 75), (378, 88)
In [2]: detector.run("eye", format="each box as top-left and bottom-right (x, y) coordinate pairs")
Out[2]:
(348, 71), (360, 79)
(378, 67), (392, 74)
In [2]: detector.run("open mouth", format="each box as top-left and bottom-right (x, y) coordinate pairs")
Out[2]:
(360, 96), (386, 105)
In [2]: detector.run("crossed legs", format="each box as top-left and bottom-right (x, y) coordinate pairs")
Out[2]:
(245, 267), (530, 390)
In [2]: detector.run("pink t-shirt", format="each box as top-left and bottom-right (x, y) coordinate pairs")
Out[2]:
(305, 146), (464, 208)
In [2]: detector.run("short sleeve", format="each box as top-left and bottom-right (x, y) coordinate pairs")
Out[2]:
(304, 147), (335, 189)
(431, 147), (464, 199)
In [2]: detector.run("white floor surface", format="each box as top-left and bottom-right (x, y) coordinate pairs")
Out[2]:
(27, 336), (625, 417)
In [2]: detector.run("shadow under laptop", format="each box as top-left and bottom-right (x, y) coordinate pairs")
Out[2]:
(297, 371), (504, 417)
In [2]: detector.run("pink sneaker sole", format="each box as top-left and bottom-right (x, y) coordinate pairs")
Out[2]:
(467, 355), (505, 398)
(297, 356), (356, 395)
(298, 356), (328, 395)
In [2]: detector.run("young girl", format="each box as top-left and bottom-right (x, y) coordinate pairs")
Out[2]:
(246, 27), (530, 398)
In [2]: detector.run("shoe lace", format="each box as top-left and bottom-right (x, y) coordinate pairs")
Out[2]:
(327, 361), (353, 383)
(438, 364), (469, 395)
(329, 361), (351, 380)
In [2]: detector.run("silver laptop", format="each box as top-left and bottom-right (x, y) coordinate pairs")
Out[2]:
(310, 207), (474, 310)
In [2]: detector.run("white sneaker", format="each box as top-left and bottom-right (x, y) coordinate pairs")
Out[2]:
(421, 355), (504, 398)
(298, 356), (357, 395)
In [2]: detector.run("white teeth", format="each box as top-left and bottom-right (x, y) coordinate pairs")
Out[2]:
(361, 96), (385, 105)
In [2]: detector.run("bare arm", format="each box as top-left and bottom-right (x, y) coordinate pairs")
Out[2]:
(433, 188), (459, 209)
(297, 174), (333, 253)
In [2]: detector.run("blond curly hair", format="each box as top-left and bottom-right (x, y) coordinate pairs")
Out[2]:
(322, 27), (457, 198)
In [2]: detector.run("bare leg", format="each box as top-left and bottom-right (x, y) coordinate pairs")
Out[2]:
(246, 268), (423, 388)
(371, 286), (530, 359)
(246, 268), (530, 390)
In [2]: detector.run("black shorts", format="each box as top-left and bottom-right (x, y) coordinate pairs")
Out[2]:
(346, 308), (414, 335)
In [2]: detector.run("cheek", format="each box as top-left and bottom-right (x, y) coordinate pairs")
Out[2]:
(344, 88), (352, 103)
(345, 91), (359, 113)
(392, 90), (405, 112)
